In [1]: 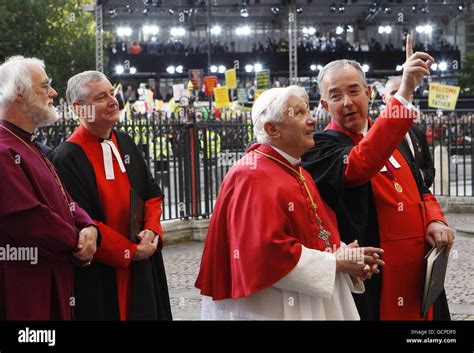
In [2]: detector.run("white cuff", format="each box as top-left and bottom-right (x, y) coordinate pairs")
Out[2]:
(273, 245), (336, 299)
(394, 92), (416, 111)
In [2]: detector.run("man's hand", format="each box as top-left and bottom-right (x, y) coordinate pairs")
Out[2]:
(335, 245), (385, 280)
(426, 221), (454, 257)
(133, 230), (159, 261)
(73, 226), (98, 266)
(397, 34), (435, 101)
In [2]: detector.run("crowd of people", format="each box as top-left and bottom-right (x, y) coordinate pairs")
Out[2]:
(108, 33), (457, 57)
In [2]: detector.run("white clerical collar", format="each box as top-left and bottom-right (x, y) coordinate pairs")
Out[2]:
(270, 145), (301, 166)
(100, 139), (126, 180)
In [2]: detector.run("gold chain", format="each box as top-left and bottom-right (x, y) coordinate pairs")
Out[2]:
(254, 149), (331, 247)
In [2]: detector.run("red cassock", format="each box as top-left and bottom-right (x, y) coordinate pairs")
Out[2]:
(68, 125), (163, 320)
(330, 98), (446, 320)
(195, 144), (341, 300)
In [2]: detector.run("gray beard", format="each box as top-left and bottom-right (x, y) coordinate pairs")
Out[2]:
(24, 97), (59, 127)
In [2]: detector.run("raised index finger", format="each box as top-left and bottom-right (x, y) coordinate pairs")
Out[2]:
(406, 34), (413, 61)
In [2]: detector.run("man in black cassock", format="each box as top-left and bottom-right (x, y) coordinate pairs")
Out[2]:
(51, 71), (172, 320)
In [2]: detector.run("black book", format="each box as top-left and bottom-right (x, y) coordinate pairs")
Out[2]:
(129, 188), (144, 243)
(421, 246), (449, 317)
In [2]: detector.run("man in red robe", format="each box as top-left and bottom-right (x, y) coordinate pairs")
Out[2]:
(196, 86), (385, 320)
(302, 36), (454, 320)
(51, 71), (171, 320)
(0, 56), (98, 320)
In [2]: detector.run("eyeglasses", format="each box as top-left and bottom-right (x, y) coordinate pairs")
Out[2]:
(33, 78), (53, 93)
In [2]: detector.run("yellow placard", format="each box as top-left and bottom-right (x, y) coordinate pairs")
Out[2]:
(225, 69), (237, 89)
(256, 70), (270, 89)
(214, 86), (230, 108)
(254, 89), (266, 101)
(428, 83), (460, 110)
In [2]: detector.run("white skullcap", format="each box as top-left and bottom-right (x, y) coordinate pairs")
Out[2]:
(251, 88), (285, 125)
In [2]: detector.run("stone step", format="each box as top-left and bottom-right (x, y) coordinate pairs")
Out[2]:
(455, 223), (474, 237)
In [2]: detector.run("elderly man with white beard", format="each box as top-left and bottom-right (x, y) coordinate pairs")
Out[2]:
(0, 56), (98, 320)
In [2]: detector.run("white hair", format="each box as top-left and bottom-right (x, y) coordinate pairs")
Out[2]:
(317, 59), (367, 98)
(66, 70), (108, 104)
(0, 56), (45, 114)
(384, 75), (402, 94)
(254, 85), (308, 145)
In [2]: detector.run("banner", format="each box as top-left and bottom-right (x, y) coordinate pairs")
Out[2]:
(237, 88), (248, 103)
(214, 86), (230, 108)
(172, 84), (188, 101)
(189, 69), (203, 90)
(428, 83), (461, 110)
(256, 70), (270, 89)
(204, 76), (218, 95)
(225, 68), (237, 89)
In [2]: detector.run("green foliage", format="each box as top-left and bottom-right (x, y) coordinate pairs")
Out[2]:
(0, 0), (96, 97)
(457, 51), (474, 95)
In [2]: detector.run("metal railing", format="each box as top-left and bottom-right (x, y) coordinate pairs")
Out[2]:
(37, 110), (474, 220)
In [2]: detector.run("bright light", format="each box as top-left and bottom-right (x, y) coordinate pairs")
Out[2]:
(416, 25), (433, 34)
(143, 25), (159, 35)
(211, 25), (222, 35)
(336, 26), (344, 35)
(129, 67), (137, 74)
(362, 64), (369, 72)
(245, 64), (253, 73)
(218, 65), (226, 74)
(310, 64), (317, 71)
(240, 8), (249, 18)
(115, 65), (124, 74)
(166, 66), (176, 74)
(431, 63), (438, 71)
(170, 27), (186, 36)
(303, 27), (316, 36)
(210, 65), (218, 73)
(378, 26), (392, 34)
(439, 62), (448, 71)
(396, 65), (403, 71)
(317, 65), (323, 71)
(116, 27), (132, 37)
(176, 65), (183, 74)
(254, 63), (263, 73)
(346, 25), (353, 33)
(235, 26), (251, 36)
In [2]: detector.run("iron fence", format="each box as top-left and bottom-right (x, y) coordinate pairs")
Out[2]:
(37, 110), (474, 220)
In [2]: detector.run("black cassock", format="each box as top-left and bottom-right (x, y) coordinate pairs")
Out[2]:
(51, 129), (172, 320)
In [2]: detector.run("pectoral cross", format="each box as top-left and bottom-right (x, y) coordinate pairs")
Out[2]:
(318, 227), (331, 248)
